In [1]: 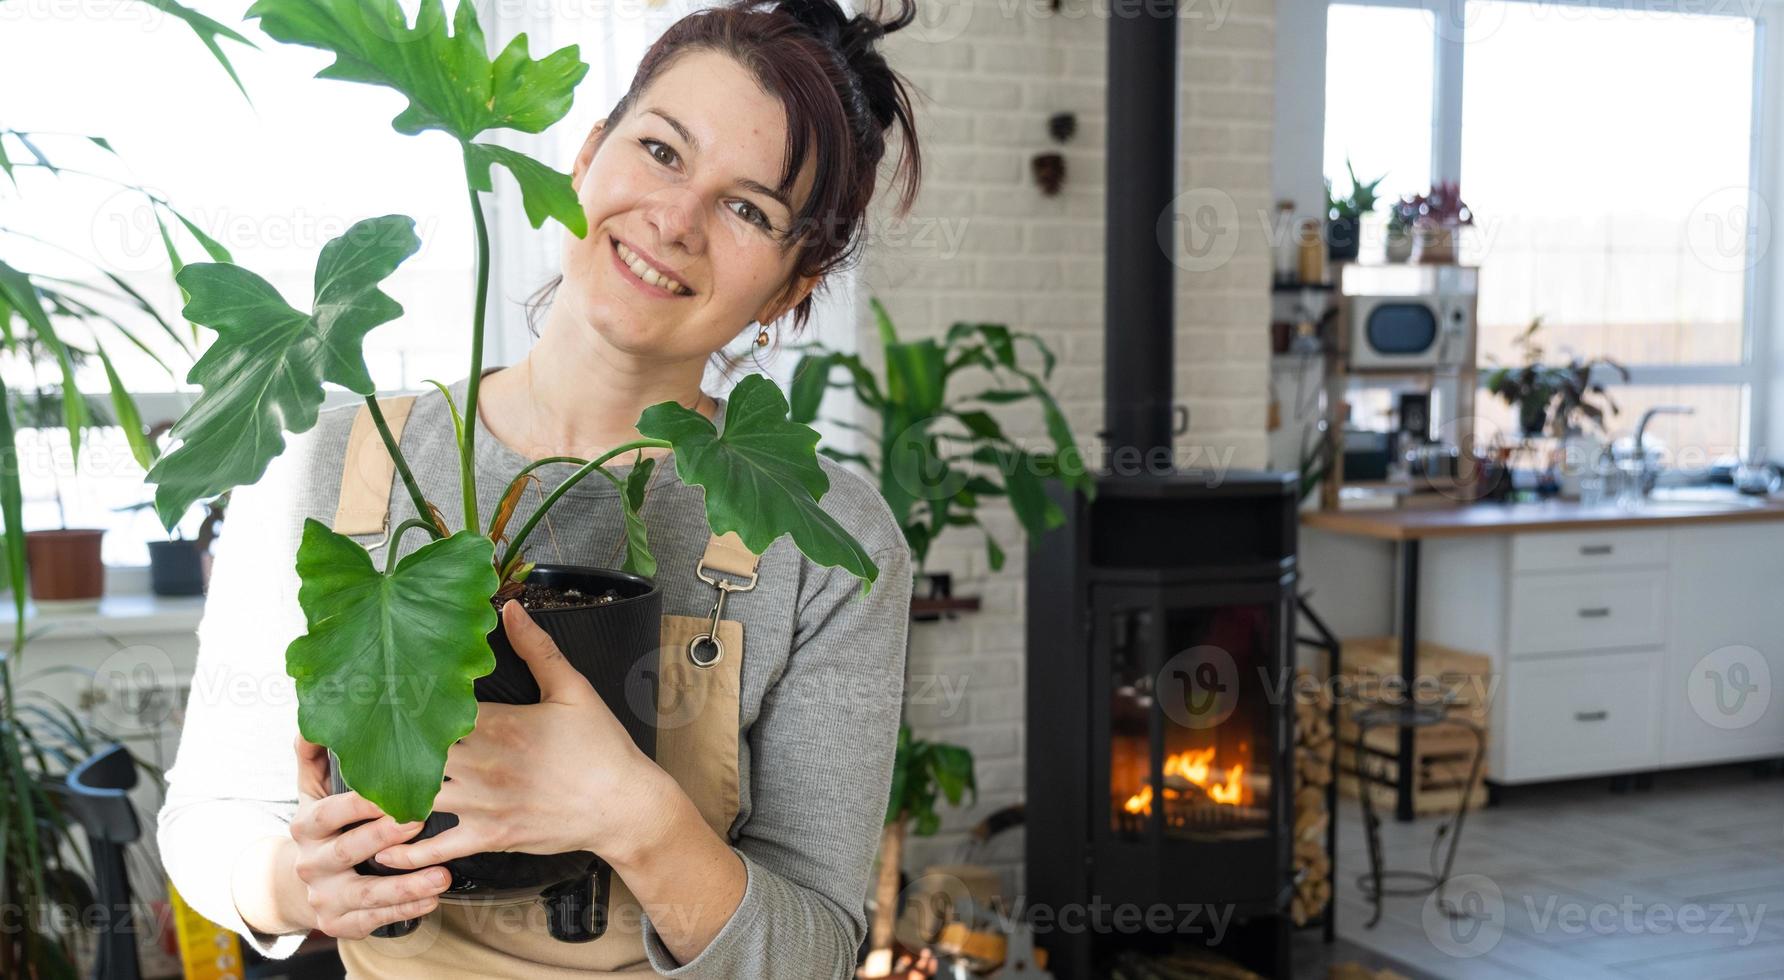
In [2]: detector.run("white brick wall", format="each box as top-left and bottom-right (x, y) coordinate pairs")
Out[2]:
(851, 0), (1276, 884)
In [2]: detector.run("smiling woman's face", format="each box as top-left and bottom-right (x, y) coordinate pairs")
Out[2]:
(561, 48), (818, 364)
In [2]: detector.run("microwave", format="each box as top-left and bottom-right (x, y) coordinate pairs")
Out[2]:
(1346, 292), (1474, 372)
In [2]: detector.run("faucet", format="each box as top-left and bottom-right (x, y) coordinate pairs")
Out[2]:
(1632, 405), (1695, 495)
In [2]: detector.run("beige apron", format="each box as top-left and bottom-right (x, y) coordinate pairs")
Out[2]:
(328, 397), (752, 977)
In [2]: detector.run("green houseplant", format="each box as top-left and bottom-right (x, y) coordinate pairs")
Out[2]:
(789, 297), (1093, 582)
(1484, 317), (1629, 440)
(865, 725), (976, 967)
(139, 0), (881, 919)
(1323, 157), (1382, 262)
(0, 11), (249, 973)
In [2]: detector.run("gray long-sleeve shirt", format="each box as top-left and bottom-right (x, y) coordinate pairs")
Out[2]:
(156, 378), (912, 977)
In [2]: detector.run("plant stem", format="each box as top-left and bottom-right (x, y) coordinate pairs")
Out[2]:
(488, 455), (586, 537)
(498, 439), (671, 571)
(460, 158), (492, 536)
(363, 396), (441, 539)
(384, 518), (441, 574)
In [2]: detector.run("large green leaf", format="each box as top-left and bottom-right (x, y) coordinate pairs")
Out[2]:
(464, 142), (586, 236)
(636, 374), (879, 589)
(248, 0), (586, 139)
(249, 0), (588, 236)
(286, 522), (498, 823)
(145, 215), (419, 529)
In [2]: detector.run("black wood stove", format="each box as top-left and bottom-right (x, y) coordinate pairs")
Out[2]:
(1019, 1), (1301, 976)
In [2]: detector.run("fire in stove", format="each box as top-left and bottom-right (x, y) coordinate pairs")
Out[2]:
(1121, 746), (1252, 814)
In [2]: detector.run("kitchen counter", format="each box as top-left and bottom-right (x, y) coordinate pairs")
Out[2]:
(1301, 494), (1784, 540)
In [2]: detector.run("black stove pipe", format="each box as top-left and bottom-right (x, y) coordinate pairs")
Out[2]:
(1102, 2), (1179, 470)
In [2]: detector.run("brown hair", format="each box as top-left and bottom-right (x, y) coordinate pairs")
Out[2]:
(525, 0), (924, 366)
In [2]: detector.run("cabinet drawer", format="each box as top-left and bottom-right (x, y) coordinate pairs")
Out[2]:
(1504, 650), (1661, 781)
(1509, 569), (1666, 656)
(1511, 529), (1668, 573)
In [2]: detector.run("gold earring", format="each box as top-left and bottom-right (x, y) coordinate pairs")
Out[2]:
(755, 325), (771, 347)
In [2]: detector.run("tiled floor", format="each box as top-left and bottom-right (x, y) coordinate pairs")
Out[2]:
(1327, 764), (1784, 979)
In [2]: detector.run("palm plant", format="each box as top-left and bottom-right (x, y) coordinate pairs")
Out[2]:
(0, 10), (250, 976)
(789, 298), (1093, 578)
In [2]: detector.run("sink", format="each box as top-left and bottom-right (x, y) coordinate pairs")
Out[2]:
(1637, 487), (1770, 511)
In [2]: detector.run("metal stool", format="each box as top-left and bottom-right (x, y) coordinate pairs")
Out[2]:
(1351, 700), (1486, 928)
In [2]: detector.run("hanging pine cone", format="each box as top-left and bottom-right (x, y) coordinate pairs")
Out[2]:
(1047, 111), (1077, 144)
(1031, 153), (1066, 196)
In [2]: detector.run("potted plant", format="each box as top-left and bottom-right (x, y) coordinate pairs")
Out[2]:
(861, 725), (975, 978)
(789, 297), (1094, 608)
(1409, 180), (1473, 265)
(140, 0), (884, 921)
(1484, 318), (1628, 496)
(120, 490), (227, 597)
(1323, 158), (1383, 263)
(1385, 194), (1420, 263)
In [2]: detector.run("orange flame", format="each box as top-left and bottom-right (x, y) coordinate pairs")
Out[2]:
(1121, 747), (1251, 815)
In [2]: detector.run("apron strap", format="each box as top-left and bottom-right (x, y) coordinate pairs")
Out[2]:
(334, 395), (418, 535)
(331, 396), (758, 581)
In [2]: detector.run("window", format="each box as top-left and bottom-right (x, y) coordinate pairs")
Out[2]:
(1, 1), (478, 563)
(1324, 1), (1764, 461)
(1325, 5), (1438, 222)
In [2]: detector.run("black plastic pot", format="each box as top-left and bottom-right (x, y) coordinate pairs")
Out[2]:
(327, 564), (662, 942)
(147, 539), (208, 596)
(1326, 216), (1361, 262)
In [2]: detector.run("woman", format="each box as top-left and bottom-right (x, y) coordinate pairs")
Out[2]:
(157, 0), (924, 975)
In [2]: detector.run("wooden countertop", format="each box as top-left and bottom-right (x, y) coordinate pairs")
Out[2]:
(1301, 496), (1784, 541)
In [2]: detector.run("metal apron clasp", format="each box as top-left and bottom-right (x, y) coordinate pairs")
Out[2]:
(688, 558), (757, 668)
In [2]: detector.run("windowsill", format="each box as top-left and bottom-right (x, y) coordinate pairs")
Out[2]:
(0, 591), (206, 639)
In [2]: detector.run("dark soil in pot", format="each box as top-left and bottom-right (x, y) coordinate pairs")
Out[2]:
(327, 565), (662, 924)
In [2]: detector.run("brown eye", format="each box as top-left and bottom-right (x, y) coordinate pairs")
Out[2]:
(639, 138), (677, 168)
(730, 200), (772, 232)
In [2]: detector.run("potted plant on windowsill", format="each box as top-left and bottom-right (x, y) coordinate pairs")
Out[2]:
(1324, 158), (1383, 263)
(141, 0), (882, 931)
(789, 297), (1093, 620)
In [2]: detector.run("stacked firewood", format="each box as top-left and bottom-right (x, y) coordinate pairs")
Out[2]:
(1291, 668), (1335, 926)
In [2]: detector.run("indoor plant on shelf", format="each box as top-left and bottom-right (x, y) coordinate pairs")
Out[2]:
(789, 297), (1093, 606)
(1323, 158), (1383, 263)
(1407, 180), (1473, 264)
(141, 0), (882, 925)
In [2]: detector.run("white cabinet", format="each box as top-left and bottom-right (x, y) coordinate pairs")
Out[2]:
(1662, 523), (1784, 767)
(1503, 649), (1663, 781)
(1422, 522), (1784, 784)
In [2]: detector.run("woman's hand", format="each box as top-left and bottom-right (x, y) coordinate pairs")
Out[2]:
(372, 600), (671, 870)
(286, 736), (453, 939)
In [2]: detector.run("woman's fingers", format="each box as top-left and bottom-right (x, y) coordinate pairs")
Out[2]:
(324, 815), (428, 873)
(329, 896), (442, 940)
(342, 866), (452, 911)
(373, 824), (489, 870)
(292, 790), (386, 842)
(294, 736), (331, 802)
